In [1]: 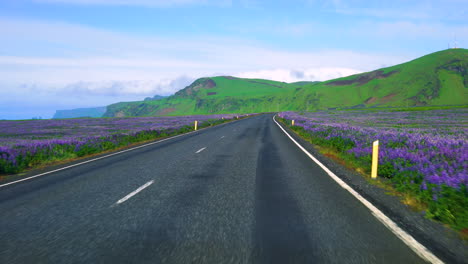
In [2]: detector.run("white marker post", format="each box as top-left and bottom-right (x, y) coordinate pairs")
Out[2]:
(371, 140), (379, 179)
(292, 120), (295, 126)
(194, 121), (198, 131)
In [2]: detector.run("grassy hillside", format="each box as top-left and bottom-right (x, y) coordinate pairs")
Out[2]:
(104, 77), (300, 117)
(291, 48), (467, 111)
(104, 49), (468, 117)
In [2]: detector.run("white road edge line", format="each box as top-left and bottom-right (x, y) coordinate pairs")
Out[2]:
(196, 147), (207, 153)
(273, 115), (443, 264)
(0, 117), (247, 189)
(115, 180), (154, 205)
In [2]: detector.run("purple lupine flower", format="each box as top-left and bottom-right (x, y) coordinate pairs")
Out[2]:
(0, 113), (253, 172)
(279, 109), (468, 194)
(421, 181), (427, 190)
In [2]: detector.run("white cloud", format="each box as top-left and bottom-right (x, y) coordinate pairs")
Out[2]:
(0, 16), (417, 119)
(6, 76), (194, 98)
(0, 17), (408, 85)
(0, 48), (403, 86)
(235, 68), (361, 83)
(0, 76), (194, 119)
(0, 56), (206, 68)
(58, 76), (194, 96)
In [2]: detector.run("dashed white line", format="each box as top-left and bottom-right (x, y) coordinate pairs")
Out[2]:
(195, 147), (207, 153)
(0, 128), (201, 188)
(272, 115), (443, 264)
(0, 115), (248, 189)
(115, 180), (154, 205)
(220, 136), (225, 139)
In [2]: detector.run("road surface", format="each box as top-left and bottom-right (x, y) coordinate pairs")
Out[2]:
(0, 114), (428, 263)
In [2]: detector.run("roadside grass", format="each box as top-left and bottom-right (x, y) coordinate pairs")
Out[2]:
(277, 117), (468, 237)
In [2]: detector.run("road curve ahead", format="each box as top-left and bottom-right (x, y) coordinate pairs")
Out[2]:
(0, 114), (427, 263)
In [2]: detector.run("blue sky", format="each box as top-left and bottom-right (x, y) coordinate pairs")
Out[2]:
(0, 0), (466, 119)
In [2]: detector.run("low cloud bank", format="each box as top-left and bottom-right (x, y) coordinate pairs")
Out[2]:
(236, 68), (361, 83)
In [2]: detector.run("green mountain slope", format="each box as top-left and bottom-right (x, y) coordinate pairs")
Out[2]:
(104, 49), (467, 117)
(291, 48), (467, 110)
(104, 77), (299, 117)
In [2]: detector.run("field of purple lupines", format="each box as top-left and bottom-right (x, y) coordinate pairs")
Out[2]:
(279, 108), (467, 230)
(0, 114), (246, 175)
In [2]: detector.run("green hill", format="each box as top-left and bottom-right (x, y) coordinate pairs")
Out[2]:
(291, 48), (467, 110)
(103, 49), (468, 117)
(104, 77), (299, 117)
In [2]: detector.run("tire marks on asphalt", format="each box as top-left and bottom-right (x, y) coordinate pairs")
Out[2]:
(251, 121), (316, 263)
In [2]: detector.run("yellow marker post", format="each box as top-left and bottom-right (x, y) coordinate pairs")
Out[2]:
(292, 120), (295, 126)
(371, 140), (379, 179)
(194, 121), (198, 131)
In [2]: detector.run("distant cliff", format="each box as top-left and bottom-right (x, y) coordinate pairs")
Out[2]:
(53, 106), (107, 119)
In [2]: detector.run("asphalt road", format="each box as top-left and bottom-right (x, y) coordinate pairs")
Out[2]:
(0, 114), (428, 263)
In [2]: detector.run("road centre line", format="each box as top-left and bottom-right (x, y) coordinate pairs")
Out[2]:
(115, 180), (154, 205)
(0, 116), (247, 189)
(272, 115), (443, 264)
(195, 147), (207, 153)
